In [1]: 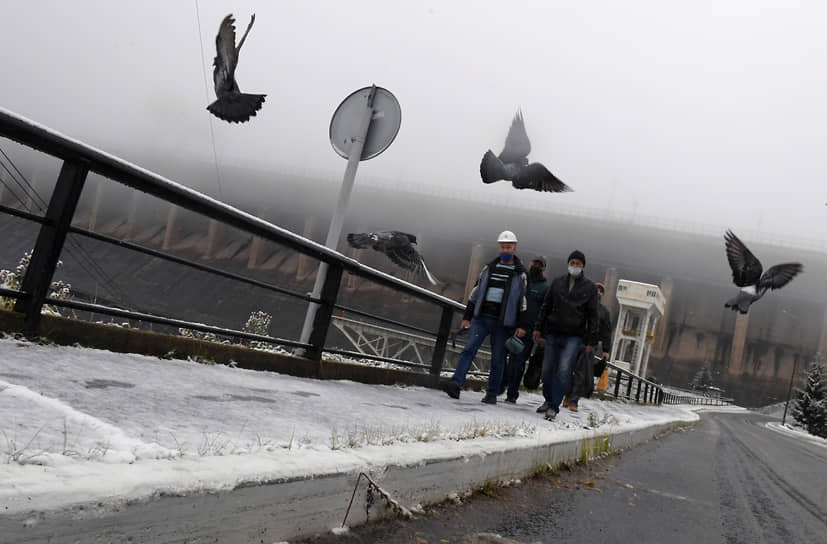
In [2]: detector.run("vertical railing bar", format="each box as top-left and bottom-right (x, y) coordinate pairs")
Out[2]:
(14, 159), (88, 336)
(430, 306), (454, 385)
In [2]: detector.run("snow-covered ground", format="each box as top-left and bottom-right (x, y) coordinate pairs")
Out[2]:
(765, 421), (827, 448)
(0, 333), (706, 516)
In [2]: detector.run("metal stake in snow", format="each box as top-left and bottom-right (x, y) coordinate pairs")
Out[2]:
(297, 85), (401, 354)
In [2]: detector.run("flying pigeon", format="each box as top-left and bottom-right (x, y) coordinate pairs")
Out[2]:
(723, 230), (803, 314)
(206, 14), (266, 123)
(480, 110), (572, 193)
(346, 231), (439, 285)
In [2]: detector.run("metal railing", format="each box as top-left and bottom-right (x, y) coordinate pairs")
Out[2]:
(0, 107), (465, 381)
(601, 359), (665, 404)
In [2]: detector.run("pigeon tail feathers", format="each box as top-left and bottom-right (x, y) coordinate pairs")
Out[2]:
(207, 93), (266, 123)
(480, 150), (507, 183)
(420, 260), (439, 286)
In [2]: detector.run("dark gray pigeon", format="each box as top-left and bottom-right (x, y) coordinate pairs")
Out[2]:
(206, 14), (266, 123)
(723, 230), (802, 314)
(480, 110), (572, 193)
(347, 231), (438, 285)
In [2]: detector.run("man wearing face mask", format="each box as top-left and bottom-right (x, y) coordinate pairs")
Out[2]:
(532, 250), (599, 420)
(502, 256), (549, 404)
(440, 230), (528, 404)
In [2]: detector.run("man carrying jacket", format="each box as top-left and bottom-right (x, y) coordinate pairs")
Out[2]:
(532, 250), (599, 420)
(441, 230), (528, 404)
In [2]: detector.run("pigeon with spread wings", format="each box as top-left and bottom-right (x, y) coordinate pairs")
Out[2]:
(480, 110), (572, 193)
(346, 231), (439, 285)
(723, 230), (802, 314)
(206, 14), (266, 123)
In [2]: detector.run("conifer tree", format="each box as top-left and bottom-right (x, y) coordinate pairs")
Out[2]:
(791, 354), (827, 438)
(690, 365), (714, 390)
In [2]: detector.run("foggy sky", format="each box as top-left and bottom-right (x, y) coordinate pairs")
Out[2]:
(4, 1), (827, 246)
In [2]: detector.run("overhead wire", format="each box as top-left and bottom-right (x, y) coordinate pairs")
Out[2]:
(194, 0), (225, 200)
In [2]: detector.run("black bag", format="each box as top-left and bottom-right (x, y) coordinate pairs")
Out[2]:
(523, 346), (544, 389)
(568, 347), (595, 399)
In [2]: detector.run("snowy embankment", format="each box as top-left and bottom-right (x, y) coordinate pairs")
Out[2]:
(0, 334), (699, 515)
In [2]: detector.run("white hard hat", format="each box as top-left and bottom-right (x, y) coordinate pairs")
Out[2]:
(497, 230), (518, 243)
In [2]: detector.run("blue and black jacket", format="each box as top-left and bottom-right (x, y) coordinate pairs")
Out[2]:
(463, 256), (528, 329)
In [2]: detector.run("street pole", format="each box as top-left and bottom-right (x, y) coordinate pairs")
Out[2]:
(781, 352), (800, 425)
(297, 86), (377, 353)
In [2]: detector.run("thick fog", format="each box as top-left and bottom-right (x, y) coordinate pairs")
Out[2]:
(3, 1), (827, 246)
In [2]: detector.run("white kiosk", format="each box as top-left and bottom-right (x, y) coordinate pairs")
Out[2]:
(610, 280), (665, 378)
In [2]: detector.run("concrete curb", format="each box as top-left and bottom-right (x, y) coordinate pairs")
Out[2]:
(5, 420), (691, 543)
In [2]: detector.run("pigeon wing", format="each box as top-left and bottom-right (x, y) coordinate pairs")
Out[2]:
(386, 245), (438, 285)
(724, 230), (763, 287)
(235, 14), (256, 54)
(512, 163), (572, 192)
(384, 242), (415, 267)
(498, 110), (531, 164)
(346, 232), (374, 249)
(757, 263), (802, 290)
(213, 15), (239, 94)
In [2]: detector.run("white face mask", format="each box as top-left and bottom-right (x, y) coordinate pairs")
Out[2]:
(568, 266), (582, 277)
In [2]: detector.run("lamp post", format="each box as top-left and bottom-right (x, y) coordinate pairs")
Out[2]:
(780, 308), (802, 425)
(781, 352), (800, 425)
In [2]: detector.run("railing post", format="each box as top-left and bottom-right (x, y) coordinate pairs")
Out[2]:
(643, 383), (649, 403)
(305, 263), (343, 362)
(635, 379), (642, 402)
(626, 372), (634, 399)
(614, 369), (622, 398)
(14, 159), (88, 337)
(430, 306), (454, 385)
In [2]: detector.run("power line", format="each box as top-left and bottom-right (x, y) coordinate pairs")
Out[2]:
(194, 0), (225, 200)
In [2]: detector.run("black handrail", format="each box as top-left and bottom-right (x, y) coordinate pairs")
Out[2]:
(601, 358), (666, 405)
(0, 107), (465, 377)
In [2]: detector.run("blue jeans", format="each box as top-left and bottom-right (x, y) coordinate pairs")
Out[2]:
(541, 334), (583, 412)
(451, 315), (512, 395)
(506, 337), (534, 400)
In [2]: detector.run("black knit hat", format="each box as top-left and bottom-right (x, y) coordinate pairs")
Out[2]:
(567, 250), (586, 266)
(532, 256), (547, 268)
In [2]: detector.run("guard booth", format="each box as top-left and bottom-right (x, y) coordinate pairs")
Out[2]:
(609, 280), (665, 378)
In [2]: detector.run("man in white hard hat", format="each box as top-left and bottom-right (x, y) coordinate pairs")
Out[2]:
(440, 230), (529, 404)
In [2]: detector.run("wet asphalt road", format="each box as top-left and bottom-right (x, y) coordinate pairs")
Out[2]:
(299, 412), (826, 544)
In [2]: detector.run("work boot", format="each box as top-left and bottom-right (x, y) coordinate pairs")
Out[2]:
(544, 409), (558, 421)
(440, 381), (461, 399)
(562, 396), (569, 408)
(569, 403), (578, 412)
(504, 397), (517, 404)
(536, 401), (549, 413)
(481, 394), (497, 404)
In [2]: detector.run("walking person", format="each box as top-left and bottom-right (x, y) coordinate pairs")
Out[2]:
(565, 282), (613, 411)
(441, 231), (528, 403)
(532, 250), (599, 420)
(502, 256), (549, 403)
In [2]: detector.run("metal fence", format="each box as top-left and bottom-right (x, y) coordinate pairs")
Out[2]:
(599, 359), (665, 404)
(0, 107), (466, 382)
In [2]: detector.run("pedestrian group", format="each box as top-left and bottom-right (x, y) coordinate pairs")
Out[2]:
(441, 230), (613, 421)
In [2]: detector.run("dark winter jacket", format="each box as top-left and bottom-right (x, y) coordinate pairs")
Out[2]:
(463, 256), (528, 329)
(534, 272), (599, 346)
(524, 275), (549, 325)
(597, 303), (612, 352)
